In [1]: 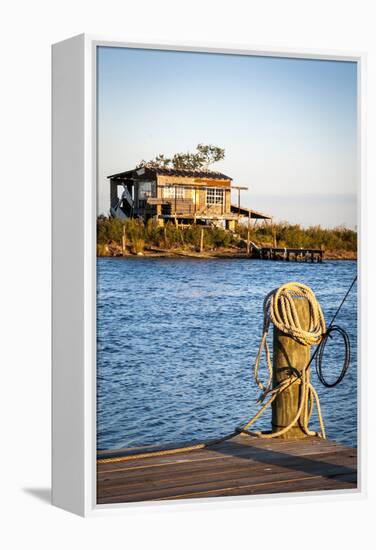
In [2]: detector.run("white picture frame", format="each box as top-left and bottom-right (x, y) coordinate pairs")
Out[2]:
(52, 34), (366, 517)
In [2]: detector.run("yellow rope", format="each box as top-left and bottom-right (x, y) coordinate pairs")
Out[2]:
(98, 281), (326, 465)
(98, 443), (207, 464)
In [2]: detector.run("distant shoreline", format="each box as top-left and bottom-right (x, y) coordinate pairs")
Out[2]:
(97, 246), (357, 261)
(97, 218), (357, 262)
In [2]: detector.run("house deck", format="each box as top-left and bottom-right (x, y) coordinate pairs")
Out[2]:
(97, 435), (357, 504)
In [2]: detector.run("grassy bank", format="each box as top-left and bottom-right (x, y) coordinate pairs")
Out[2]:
(235, 221), (357, 252)
(97, 217), (357, 259)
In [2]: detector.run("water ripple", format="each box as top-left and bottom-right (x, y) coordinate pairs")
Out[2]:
(97, 258), (357, 450)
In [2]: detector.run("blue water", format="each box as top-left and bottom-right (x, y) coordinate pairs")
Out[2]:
(97, 258), (357, 450)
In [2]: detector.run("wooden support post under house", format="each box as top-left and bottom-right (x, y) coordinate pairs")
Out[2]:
(122, 224), (126, 256)
(246, 211), (251, 256)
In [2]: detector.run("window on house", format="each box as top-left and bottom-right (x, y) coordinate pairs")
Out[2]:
(206, 188), (224, 205)
(163, 186), (184, 199)
(138, 181), (153, 200)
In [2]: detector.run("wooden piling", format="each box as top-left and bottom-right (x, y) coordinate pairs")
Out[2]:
(246, 212), (251, 256)
(122, 224), (126, 256)
(200, 228), (204, 253)
(272, 297), (311, 439)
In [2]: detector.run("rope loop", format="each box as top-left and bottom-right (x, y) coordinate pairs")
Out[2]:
(268, 282), (326, 347)
(315, 325), (351, 387)
(254, 282), (326, 393)
(250, 281), (327, 439)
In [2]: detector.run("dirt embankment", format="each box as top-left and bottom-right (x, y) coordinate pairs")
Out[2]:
(322, 250), (357, 260)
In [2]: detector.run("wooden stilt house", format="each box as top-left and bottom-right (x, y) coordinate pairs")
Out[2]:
(108, 167), (271, 228)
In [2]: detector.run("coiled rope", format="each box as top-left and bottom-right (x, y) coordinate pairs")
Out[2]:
(98, 278), (356, 465)
(316, 326), (350, 387)
(240, 282), (327, 439)
(253, 282), (326, 393)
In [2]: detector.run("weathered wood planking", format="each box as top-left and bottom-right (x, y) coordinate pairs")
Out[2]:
(97, 435), (357, 504)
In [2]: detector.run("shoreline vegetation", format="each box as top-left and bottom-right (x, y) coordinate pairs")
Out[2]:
(97, 217), (357, 260)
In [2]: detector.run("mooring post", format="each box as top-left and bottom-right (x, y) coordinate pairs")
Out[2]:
(272, 296), (311, 439)
(200, 228), (204, 253)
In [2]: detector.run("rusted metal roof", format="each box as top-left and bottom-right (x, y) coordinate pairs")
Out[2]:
(108, 167), (232, 180)
(230, 204), (272, 219)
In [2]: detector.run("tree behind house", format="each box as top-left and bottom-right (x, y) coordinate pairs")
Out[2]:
(137, 143), (225, 171)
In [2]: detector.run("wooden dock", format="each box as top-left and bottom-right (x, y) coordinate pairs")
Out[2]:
(256, 247), (323, 262)
(97, 435), (357, 504)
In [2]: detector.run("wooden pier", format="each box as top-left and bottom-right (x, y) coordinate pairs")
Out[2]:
(257, 247), (323, 262)
(97, 435), (357, 504)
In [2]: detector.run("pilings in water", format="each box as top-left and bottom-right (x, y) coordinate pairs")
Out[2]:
(258, 247), (323, 262)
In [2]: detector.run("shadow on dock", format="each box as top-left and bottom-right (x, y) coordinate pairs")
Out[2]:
(208, 438), (357, 483)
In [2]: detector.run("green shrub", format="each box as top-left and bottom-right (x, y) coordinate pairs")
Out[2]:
(206, 227), (234, 249)
(235, 221), (357, 251)
(130, 237), (145, 254)
(184, 225), (203, 250)
(97, 217), (125, 244)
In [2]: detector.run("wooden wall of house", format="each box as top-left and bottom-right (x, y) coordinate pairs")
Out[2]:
(156, 175), (232, 215)
(157, 175), (231, 188)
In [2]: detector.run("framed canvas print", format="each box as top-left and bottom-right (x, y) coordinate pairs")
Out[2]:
(52, 35), (365, 516)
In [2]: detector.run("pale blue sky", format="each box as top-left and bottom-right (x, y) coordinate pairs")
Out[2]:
(97, 47), (357, 228)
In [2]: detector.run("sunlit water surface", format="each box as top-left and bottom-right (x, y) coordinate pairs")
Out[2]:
(97, 258), (357, 450)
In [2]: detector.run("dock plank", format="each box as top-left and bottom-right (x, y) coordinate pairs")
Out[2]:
(97, 436), (357, 504)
